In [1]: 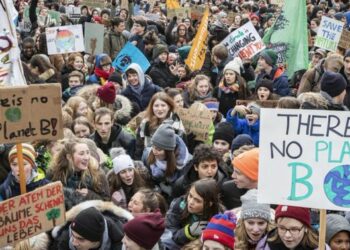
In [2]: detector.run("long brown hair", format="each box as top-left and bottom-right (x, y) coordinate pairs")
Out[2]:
(67, 52), (84, 70)
(188, 74), (212, 103)
(135, 188), (168, 216)
(147, 149), (177, 178)
(107, 168), (146, 195)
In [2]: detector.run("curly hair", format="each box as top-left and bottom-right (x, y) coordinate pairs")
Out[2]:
(192, 144), (221, 167)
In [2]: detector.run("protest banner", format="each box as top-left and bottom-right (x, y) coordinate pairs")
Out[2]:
(1, 0), (27, 86)
(166, 0), (180, 9)
(167, 7), (191, 20)
(258, 108), (350, 212)
(191, 5), (205, 20)
(315, 16), (344, 52)
(23, 7), (61, 32)
(46, 25), (85, 55)
(84, 22), (104, 55)
(185, 7), (209, 71)
(263, 0), (308, 78)
(338, 28), (350, 49)
(176, 102), (212, 142)
(221, 21), (265, 60)
(0, 84), (63, 144)
(0, 182), (65, 248)
(112, 42), (150, 73)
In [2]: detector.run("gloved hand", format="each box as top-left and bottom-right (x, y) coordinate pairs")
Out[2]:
(189, 221), (208, 237)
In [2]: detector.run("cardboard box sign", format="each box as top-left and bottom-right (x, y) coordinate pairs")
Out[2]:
(0, 182), (66, 248)
(0, 83), (63, 143)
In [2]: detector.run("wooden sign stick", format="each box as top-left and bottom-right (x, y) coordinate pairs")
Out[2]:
(16, 143), (27, 195)
(318, 209), (327, 250)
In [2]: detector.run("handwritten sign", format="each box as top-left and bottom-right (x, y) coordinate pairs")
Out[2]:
(167, 7), (191, 20)
(0, 84), (63, 143)
(258, 109), (350, 211)
(338, 28), (350, 49)
(0, 182), (65, 247)
(176, 102), (212, 142)
(221, 21), (265, 59)
(315, 16), (344, 52)
(84, 22), (104, 55)
(46, 25), (85, 55)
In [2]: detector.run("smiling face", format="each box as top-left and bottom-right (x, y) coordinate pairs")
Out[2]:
(126, 72), (139, 86)
(71, 143), (90, 171)
(73, 124), (91, 138)
(152, 99), (170, 120)
(244, 218), (268, 242)
(158, 52), (168, 63)
(196, 79), (210, 97)
(257, 87), (270, 101)
(73, 56), (84, 70)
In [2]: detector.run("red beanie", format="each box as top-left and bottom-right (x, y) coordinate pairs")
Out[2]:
(232, 148), (259, 181)
(97, 82), (116, 104)
(275, 205), (311, 227)
(123, 212), (165, 249)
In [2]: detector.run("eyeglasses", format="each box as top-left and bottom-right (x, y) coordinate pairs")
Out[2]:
(277, 225), (304, 235)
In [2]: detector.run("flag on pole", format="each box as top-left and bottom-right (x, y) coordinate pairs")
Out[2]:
(185, 6), (209, 71)
(263, 0), (308, 78)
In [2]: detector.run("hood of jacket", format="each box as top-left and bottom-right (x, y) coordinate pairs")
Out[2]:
(95, 53), (110, 68)
(124, 63), (145, 89)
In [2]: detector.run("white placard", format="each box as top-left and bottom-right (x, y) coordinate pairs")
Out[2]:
(315, 16), (344, 52)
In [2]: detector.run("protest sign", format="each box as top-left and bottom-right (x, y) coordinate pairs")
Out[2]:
(185, 7), (209, 71)
(176, 102), (212, 142)
(84, 22), (104, 55)
(236, 100), (278, 108)
(0, 84), (63, 144)
(145, 13), (161, 22)
(270, 0), (284, 6)
(46, 25), (85, 55)
(23, 7), (61, 32)
(0, 182), (65, 247)
(315, 16), (344, 52)
(81, 0), (104, 8)
(167, 7), (191, 20)
(112, 42), (150, 72)
(338, 28), (350, 49)
(259, 109), (350, 211)
(65, 6), (81, 19)
(190, 5), (205, 20)
(221, 21), (265, 60)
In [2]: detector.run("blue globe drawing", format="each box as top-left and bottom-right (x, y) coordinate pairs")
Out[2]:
(324, 165), (350, 208)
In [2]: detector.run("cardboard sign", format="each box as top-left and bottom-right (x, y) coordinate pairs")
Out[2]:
(236, 100), (278, 108)
(0, 84), (63, 144)
(221, 21), (265, 59)
(23, 7), (61, 32)
(0, 182), (65, 247)
(167, 7), (191, 20)
(121, 0), (128, 11)
(65, 6), (81, 19)
(191, 5), (205, 20)
(259, 109), (350, 211)
(315, 16), (344, 52)
(84, 22), (104, 55)
(46, 25), (85, 55)
(176, 102), (212, 142)
(338, 28), (350, 49)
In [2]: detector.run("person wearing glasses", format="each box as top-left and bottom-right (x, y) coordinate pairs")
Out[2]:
(259, 205), (330, 249)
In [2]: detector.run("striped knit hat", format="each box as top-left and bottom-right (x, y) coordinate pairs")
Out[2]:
(202, 212), (237, 249)
(8, 143), (37, 168)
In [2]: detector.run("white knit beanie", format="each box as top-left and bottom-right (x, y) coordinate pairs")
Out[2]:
(224, 57), (243, 75)
(112, 154), (135, 174)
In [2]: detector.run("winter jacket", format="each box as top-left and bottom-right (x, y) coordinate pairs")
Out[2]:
(0, 171), (50, 200)
(226, 109), (260, 146)
(172, 159), (229, 199)
(103, 30), (128, 60)
(128, 33), (146, 54)
(149, 59), (179, 88)
(297, 61), (324, 96)
(50, 200), (133, 250)
(320, 91), (349, 111)
(256, 66), (290, 97)
(220, 180), (248, 210)
(91, 124), (136, 158)
(340, 67), (350, 109)
(121, 63), (162, 111)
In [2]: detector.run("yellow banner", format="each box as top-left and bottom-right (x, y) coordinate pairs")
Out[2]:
(166, 0), (180, 9)
(185, 7), (209, 71)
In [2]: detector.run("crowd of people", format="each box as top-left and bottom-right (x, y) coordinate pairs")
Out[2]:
(1, 0), (350, 249)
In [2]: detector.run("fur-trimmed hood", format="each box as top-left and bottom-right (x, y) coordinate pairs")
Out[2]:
(113, 95), (133, 125)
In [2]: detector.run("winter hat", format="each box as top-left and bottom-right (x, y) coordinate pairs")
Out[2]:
(97, 82), (116, 104)
(9, 143), (37, 168)
(259, 49), (278, 66)
(203, 99), (219, 111)
(71, 207), (105, 242)
(250, 14), (260, 22)
(232, 148), (259, 181)
(326, 214), (350, 244)
(213, 122), (235, 145)
(275, 205), (311, 227)
(123, 212), (165, 249)
(247, 102), (261, 116)
(320, 71), (347, 98)
(151, 124), (176, 151)
(241, 189), (271, 221)
(178, 45), (191, 61)
(344, 49), (350, 60)
(231, 134), (254, 153)
(108, 71), (123, 85)
(152, 44), (169, 60)
(112, 154), (135, 174)
(202, 212), (237, 250)
(255, 78), (273, 93)
(224, 57), (243, 75)
(314, 48), (326, 58)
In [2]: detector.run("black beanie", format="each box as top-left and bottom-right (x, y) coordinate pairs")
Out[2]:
(255, 78), (273, 93)
(320, 71), (347, 97)
(108, 72), (123, 85)
(213, 122), (235, 145)
(71, 207), (105, 242)
(231, 134), (254, 153)
(152, 44), (169, 60)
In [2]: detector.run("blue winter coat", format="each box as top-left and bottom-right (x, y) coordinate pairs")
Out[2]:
(256, 66), (290, 97)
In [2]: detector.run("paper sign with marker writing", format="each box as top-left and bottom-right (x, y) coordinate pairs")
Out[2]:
(221, 21), (265, 59)
(0, 182), (65, 247)
(84, 22), (104, 55)
(315, 16), (344, 52)
(258, 109), (350, 211)
(0, 84), (63, 144)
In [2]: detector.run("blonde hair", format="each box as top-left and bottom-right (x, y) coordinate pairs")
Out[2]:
(297, 92), (328, 110)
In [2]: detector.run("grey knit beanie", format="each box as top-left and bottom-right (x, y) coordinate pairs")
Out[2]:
(151, 124), (176, 151)
(241, 189), (270, 221)
(326, 213), (350, 244)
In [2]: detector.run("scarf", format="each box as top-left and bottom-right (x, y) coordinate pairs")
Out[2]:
(218, 80), (239, 94)
(94, 67), (114, 85)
